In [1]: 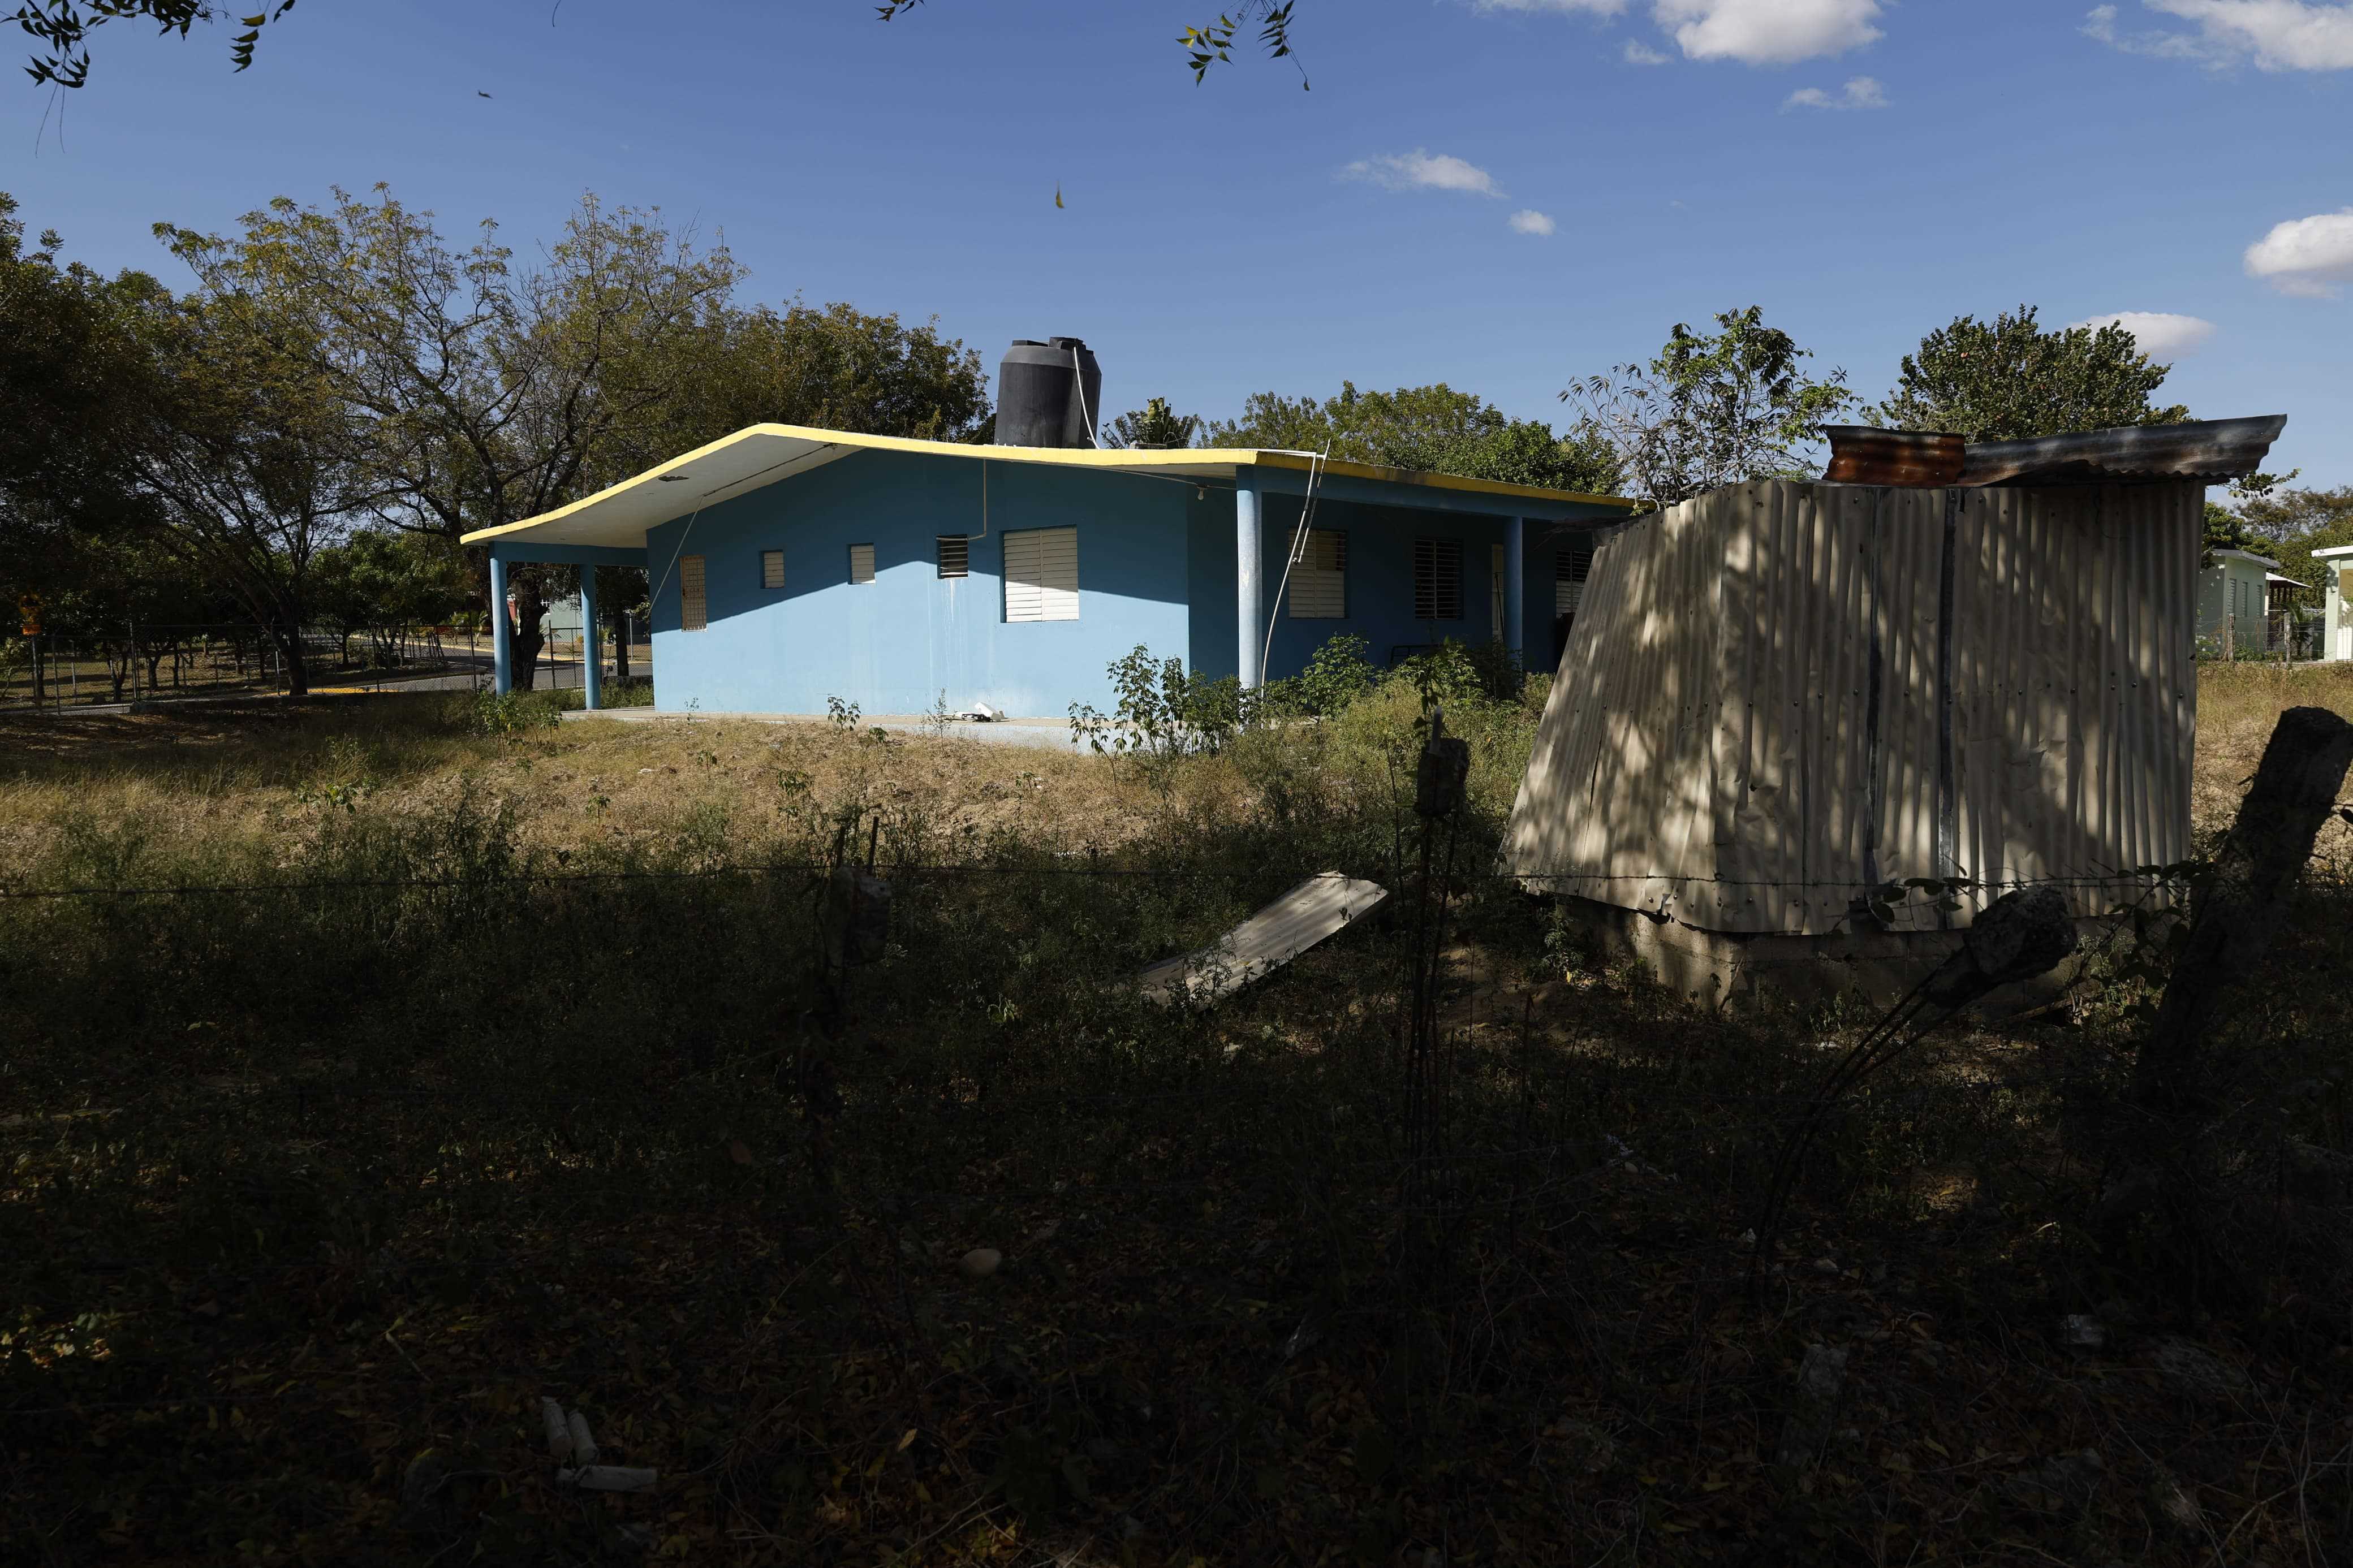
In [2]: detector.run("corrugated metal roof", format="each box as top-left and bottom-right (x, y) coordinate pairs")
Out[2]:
(1956, 415), (2286, 488)
(1820, 427), (1965, 487)
(1500, 478), (2199, 935)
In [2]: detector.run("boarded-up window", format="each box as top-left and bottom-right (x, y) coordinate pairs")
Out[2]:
(1413, 538), (1462, 622)
(937, 535), (969, 579)
(1003, 526), (1079, 623)
(1288, 529), (1346, 619)
(680, 555), (708, 632)
(760, 549), (785, 590)
(848, 544), (876, 585)
(1555, 541), (1595, 617)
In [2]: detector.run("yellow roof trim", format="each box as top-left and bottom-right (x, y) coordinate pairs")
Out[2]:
(460, 422), (1633, 547)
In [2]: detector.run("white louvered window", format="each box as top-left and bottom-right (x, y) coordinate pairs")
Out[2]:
(1413, 538), (1462, 622)
(937, 535), (969, 579)
(1003, 526), (1079, 623)
(848, 543), (876, 585)
(1288, 529), (1346, 619)
(1555, 541), (1594, 617)
(680, 555), (708, 632)
(760, 549), (785, 590)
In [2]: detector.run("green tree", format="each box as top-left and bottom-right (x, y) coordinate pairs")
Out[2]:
(1208, 382), (1621, 494)
(1101, 397), (1204, 450)
(607, 298), (989, 482)
(105, 279), (397, 695)
(1563, 306), (1852, 508)
(162, 185), (746, 688)
(2220, 485), (2353, 591)
(0, 191), (159, 538)
(312, 528), (473, 666)
(11, 1), (291, 89)
(1874, 305), (2190, 442)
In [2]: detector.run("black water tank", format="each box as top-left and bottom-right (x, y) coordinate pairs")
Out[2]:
(994, 336), (1102, 448)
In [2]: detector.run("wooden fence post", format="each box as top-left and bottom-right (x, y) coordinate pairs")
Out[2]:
(2132, 706), (2353, 1112)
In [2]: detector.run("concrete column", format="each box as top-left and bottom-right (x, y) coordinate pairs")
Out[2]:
(578, 570), (601, 711)
(489, 553), (512, 696)
(1236, 474), (1264, 689)
(1505, 516), (1527, 664)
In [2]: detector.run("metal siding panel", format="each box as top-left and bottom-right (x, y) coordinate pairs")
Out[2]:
(1499, 478), (2196, 934)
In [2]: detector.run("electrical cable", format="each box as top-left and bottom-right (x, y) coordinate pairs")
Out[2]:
(1257, 445), (1329, 685)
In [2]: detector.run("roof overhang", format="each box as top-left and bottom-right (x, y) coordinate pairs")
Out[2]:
(2208, 548), (2283, 569)
(461, 424), (1636, 551)
(2312, 545), (2353, 560)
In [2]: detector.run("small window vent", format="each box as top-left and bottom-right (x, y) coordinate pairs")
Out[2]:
(937, 535), (969, 579)
(1289, 529), (1346, 619)
(849, 544), (876, 585)
(1413, 538), (1462, 622)
(760, 549), (785, 590)
(680, 555), (708, 632)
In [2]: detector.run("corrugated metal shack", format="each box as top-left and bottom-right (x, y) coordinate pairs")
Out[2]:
(1497, 416), (2287, 1005)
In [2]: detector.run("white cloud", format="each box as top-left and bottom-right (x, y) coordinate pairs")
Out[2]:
(1783, 75), (1889, 109)
(2245, 208), (2353, 296)
(1653, 0), (1882, 64)
(1623, 37), (1671, 62)
(1342, 150), (1505, 197)
(1509, 209), (1558, 235)
(2087, 1), (2353, 70)
(2068, 312), (2219, 356)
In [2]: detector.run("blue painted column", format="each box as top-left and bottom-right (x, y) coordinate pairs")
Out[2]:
(1505, 516), (1527, 666)
(489, 553), (513, 696)
(1236, 473), (1264, 689)
(578, 569), (602, 711)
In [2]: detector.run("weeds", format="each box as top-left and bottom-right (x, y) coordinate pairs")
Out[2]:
(1, 663), (2349, 1566)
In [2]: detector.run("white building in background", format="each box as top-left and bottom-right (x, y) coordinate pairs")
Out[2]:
(2317, 545), (2353, 662)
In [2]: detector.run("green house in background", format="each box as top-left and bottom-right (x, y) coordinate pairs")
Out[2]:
(2197, 547), (2279, 656)
(2317, 544), (2353, 663)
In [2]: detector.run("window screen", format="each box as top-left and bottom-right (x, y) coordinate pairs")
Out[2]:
(1003, 526), (1079, 623)
(937, 535), (969, 579)
(1413, 538), (1462, 622)
(680, 555), (708, 632)
(848, 544), (876, 585)
(1555, 540), (1595, 617)
(760, 549), (785, 590)
(1288, 529), (1346, 619)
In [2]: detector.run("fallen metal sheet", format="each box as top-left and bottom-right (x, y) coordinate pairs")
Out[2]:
(1138, 871), (1389, 1006)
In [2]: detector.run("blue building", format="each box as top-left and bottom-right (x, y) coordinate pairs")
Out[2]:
(464, 424), (1634, 716)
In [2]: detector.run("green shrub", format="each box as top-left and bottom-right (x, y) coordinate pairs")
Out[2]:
(1295, 633), (1379, 716)
(462, 688), (564, 738)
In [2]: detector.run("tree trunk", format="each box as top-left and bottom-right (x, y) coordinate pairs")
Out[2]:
(508, 573), (547, 691)
(275, 624), (310, 697)
(2098, 706), (2353, 1295)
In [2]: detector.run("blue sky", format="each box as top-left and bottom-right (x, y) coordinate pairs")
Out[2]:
(6, 0), (2350, 485)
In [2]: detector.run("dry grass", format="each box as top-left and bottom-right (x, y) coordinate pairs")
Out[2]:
(3, 669), (2350, 1567)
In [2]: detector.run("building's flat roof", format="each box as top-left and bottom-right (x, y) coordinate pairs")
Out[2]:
(462, 424), (1636, 550)
(2209, 547), (2282, 569)
(2313, 545), (2353, 560)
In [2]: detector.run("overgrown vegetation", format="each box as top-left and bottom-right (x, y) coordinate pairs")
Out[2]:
(3, 664), (2351, 1566)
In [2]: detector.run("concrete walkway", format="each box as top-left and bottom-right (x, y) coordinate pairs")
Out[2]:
(558, 707), (1094, 754)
